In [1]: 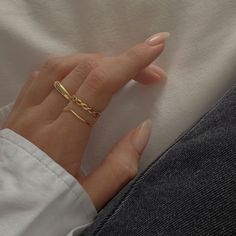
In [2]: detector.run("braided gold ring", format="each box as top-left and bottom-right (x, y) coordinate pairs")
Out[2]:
(71, 95), (101, 118)
(54, 81), (101, 119)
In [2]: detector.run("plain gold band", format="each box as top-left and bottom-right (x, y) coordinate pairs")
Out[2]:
(54, 81), (72, 100)
(63, 107), (92, 127)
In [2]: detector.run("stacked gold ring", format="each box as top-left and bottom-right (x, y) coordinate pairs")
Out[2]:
(63, 107), (93, 127)
(54, 81), (72, 100)
(53, 81), (100, 127)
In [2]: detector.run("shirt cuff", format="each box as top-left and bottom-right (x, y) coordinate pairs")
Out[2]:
(0, 128), (97, 236)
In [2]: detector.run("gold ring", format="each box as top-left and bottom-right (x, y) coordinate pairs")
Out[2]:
(71, 95), (101, 118)
(54, 81), (72, 100)
(54, 81), (101, 119)
(63, 107), (93, 127)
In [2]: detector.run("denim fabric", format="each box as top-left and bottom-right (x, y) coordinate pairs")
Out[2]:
(82, 82), (236, 236)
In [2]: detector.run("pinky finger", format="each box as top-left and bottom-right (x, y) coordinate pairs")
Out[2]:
(79, 120), (152, 210)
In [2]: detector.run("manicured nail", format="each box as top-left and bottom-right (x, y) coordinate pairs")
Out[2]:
(132, 119), (152, 154)
(149, 65), (168, 81)
(146, 32), (170, 46)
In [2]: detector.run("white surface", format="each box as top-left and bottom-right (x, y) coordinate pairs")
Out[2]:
(0, 128), (96, 236)
(0, 1), (235, 173)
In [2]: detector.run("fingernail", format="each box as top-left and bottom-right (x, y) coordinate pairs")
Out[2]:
(149, 65), (168, 81)
(132, 119), (152, 154)
(146, 32), (170, 46)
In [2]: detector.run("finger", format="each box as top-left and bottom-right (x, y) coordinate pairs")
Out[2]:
(39, 55), (103, 120)
(79, 119), (152, 210)
(74, 32), (169, 113)
(12, 70), (39, 110)
(135, 64), (168, 85)
(56, 32), (169, 132)
(22, 54), (102, 106)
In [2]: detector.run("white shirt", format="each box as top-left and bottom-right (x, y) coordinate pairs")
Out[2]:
(0, 104), (97, 236)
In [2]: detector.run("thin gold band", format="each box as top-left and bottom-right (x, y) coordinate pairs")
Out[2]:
(54, 81), (72, 100)
(63, 107), (92, 127)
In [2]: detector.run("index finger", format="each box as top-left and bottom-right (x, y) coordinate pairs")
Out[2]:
(76, 32), (169, 112)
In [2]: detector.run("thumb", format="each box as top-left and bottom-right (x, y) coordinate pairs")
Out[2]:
(80, 120), (152, 210)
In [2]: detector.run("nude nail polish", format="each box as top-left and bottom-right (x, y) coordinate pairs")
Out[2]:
(132, 120), (152, 154)
(149, 64), (168, 81)
(146, 32), (170, 46)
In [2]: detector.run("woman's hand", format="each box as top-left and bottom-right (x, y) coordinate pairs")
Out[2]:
(3, 32), (169, 210)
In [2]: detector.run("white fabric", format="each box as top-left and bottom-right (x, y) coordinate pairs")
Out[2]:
(0, 127), (97, 236)
(0, 0), (236, 174)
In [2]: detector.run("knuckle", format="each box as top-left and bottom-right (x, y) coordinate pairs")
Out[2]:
(85, 68), (110, 92)
(27, 73), (37, 84)
(43, 57), (66, 75)
(73, 60), (96, 78)
(123, 162), (138, 179)
(108, 155), (138, 180)
(94, 53), (106, 59)
(87, 58), (100, 68)
(29, 71), (37, 80)
(44, 57), (59, 69)
(87, 53), (105, 60)
(126, 44), (146, 69)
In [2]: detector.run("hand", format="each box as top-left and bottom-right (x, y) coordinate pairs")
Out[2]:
(3, 32), (169, 210)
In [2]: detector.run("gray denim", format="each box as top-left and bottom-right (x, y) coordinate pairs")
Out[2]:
(82, 82), (236, 236)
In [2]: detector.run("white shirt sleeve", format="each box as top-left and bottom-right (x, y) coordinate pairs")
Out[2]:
(0, 104), (97, 236)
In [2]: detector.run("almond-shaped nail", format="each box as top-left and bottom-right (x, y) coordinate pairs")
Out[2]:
(149, 65), (168, 81)
(146, 32), (170, 46)
(132, 120), (152, 154)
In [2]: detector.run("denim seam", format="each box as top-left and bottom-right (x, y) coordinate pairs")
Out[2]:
(92, 82), (236, 235)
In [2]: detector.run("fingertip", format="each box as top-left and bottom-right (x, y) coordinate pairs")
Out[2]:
(149, 64), (168, 81)
(145, 32), (170, 46)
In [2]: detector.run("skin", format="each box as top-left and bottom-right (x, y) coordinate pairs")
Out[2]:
(3, 35), (167, 211)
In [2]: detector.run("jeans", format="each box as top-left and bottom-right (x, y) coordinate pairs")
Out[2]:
(82, 82), (236, 236)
